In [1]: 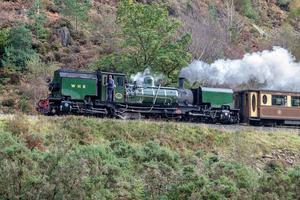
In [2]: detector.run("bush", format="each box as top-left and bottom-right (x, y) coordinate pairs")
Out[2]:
(0, 132), (42, 200)
(1, 98), (15, 108)
(290, 7), (300, 17)
(110, 139), (135, 158)
(239, 0), (259, 20)
(17, 96), (33, 113)
(288, 167), (300, 198)
(277, 0), (292, 6)
(210, 162), (258, 190)
(27, 0), (50, 41)
(134, 141), (179, 168)
(2, 25), (35, 70)
(167, 165), (207, 199)
(0, 28), (9, 63)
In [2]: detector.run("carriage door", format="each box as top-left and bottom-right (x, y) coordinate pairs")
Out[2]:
(249, 92), (258, 118)
(234, 92), (245, 122)
(114, 75), (125, 103)
(101, 74), (108, 102)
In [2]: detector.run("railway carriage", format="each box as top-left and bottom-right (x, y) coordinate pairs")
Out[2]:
(234, 89), (300, 126)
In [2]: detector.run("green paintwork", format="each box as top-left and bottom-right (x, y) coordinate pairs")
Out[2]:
(201, 87), (233, 107)
(50, 70), (127, 102)
(114, 75), (125, 103)
(127, 86), (178, 105)
(61, 77), (97, 100)
(101, 74), (108, 102)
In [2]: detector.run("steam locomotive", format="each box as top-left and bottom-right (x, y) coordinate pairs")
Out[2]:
(37, 70), (240, 124)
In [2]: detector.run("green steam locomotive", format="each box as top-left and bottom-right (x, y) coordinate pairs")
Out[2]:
(37, 70), (239, 124)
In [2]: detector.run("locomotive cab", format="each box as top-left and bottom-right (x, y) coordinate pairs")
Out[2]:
(96, 71), (126, 103)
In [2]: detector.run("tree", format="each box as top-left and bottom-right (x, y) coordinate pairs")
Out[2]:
(238, 0), (259, 20)
(2, 26), (35, 71)
(98, 0), (192, 83)
(0, 28), (9, 65)
(59, 0), (91, 32)
(27, 0), (48, 40)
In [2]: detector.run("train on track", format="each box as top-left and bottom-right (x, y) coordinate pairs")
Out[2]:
(37, 70), (300, 126)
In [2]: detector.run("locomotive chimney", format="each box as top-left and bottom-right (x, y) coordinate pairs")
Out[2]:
(179, 77), (185, 89)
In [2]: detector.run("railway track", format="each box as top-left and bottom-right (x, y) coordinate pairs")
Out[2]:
(0, 113), (299, 133)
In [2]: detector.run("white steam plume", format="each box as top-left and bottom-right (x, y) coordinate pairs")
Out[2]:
(130, 68), (164, 85)
(180, 47), (300, 91)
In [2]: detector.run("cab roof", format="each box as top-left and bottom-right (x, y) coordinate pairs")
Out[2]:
(55, 69), (125, 80)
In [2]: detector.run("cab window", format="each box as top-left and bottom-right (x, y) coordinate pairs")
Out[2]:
(292, 96), (300, 107)
(116, 76), (124, 86)
(272, 95), (286, 106)
(103, 76), (107, 86)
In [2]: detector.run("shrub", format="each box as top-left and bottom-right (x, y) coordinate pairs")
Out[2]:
(1, 98), (15, 108)
(255, 162), (292, 199)
(167, 165), (207, 199)
(264, 160), (285, 174)
(0, 132), (41, 200)
(27, 0), (50, 41)
(0, 28), (9, 63)
(134, 141), (179, 168)
(239, 0), (259, 20)
(110, 139), (135, 158)
(195, 149), (205, 158)
(17, 96), (33, 113)
(290, 7), (300, 17)
(24, 134), (44, 151)
(210, 162), (258, 190)
(288, 167), (300, 198)
(2, 25), (35, 70)
(277, 0), (292, 6)
(0, 67), (21, 86)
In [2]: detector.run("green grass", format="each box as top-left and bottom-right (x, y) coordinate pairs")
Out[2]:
(0, 115), (300, 199)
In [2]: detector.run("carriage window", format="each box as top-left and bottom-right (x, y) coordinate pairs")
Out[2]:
(292, 96), (300, 107)
(116, 77), (124, 86)
(262, 95), (268, 104)
(252, 94), (256, 112)
(272, 95), (286, 106)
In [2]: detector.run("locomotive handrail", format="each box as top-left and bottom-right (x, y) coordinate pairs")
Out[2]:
(147, 84), (162, 113)
(153, 84), (161, 105)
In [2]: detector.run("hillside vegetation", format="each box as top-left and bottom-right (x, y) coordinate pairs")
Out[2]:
(0, 115), (300, 199)
(1, 0), (300, 113)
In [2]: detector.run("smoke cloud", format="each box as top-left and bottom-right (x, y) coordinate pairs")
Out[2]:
(180, 47), (300, 91)
(130, 68), (164, 85)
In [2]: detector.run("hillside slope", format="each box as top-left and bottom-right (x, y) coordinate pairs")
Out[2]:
(0, 115), (300, 199)
(1, 0), (300, 113)
(1, 0), (300, 67)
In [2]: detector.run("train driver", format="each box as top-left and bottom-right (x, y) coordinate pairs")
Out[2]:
(107, 75), (116, 102)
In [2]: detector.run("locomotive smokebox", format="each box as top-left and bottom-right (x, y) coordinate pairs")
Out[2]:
(179, 77), (185, 89)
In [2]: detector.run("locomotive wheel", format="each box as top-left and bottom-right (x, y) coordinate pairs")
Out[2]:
(107, 106), (116, 118)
